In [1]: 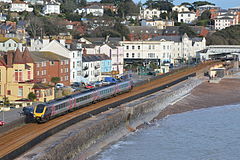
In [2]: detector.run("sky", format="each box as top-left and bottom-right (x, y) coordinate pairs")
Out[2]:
(134, 0), (240, 9)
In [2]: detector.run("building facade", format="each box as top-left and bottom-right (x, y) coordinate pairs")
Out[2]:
(172, 5), (190, 12)
(140, 8), (167, 19)
(42, 1), (60, 15)
(40, 40), (82, 83)
(178, 12), (197, 24)
(0, 37), (23, 52)
(0, 48), (54, 102)
(30, 51), (70, 86)
(120, 34), (206, 65)
(10, 0), (33, 12)
(141, 19), (174, 29)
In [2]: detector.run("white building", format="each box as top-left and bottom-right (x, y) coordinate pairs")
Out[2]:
(10, 0), (33, 12)
(120, 34), (206, 64)
(140, 8), (167, 19)
(74, 5), (104, 17)
(99, 44), (124, 74)
(0, 37), (23, 52)
(0, 0), (12, 3)
(178, 12), (197, 24)
(197, 45), (240, 60)
(29, 38), (50, 51)
(0, 13), (7, 22)
(172, 5), (190, 12)
(214, 13), (238, 30)
(41, 40), (82, 83)
(42, 1), (60, 15)
(82, 54), (101, 83)
(141, 19), (174, 29)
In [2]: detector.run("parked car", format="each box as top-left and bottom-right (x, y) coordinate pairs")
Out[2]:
(55, 83), (64, 89)
(71, 82), (82, 88)
(85, 84), (95, 89)
(94, 81), (103, 87)
(0, 120), (6, 126)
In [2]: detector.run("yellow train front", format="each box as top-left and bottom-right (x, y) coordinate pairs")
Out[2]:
(33, 104), (48, 123)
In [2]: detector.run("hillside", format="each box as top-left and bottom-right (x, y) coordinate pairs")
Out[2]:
(206, 25), (240, 45)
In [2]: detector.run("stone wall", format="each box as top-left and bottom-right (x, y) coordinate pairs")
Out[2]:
(19, 77), (204, 160)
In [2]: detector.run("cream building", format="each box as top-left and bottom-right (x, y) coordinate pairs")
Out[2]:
(120, 34), (206, 64)
(140, 8), (167, 19)
(178, 12), (197, 24)
(172, 5), (190, 12)
(10, 0), (33, 12)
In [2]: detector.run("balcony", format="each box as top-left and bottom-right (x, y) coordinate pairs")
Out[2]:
(94, 65), (100, 69)
(83, 66), (88, 70)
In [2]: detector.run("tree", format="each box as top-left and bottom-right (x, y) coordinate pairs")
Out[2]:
(78, 0), (87, 7)
(118, 0), (139, 18)
(193, 1), (215, 8)
(144, 0), (174, 11)
(61, 0), (77, 14)
(26, 14), (43, 38)
(180, 2), (194, 11)
(114, 22), (130, 38)
(51, 77), (60, 85)
(28, 92), (37, 101)
(179, 23), (197, 38)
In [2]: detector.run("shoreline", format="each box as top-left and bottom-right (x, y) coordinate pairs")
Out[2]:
(154, 78), (240, 121)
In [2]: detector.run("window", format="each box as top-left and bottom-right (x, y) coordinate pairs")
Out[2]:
(73, 72), (75, 79)
(77, 71), (81, 76)
(132, 46), (135, 50)
(126, 53), (129, 58)
(15, 70), (18, 81)
(50, 61), (54, 65)
(37, 71), (39, 76)
(28, 70), (31, 79)
(138, 46), (140, 50)
(9, 43), (11, 47)
(19, 70), (23, 81)
(61, 69), (63, 73)
(132, 53), (134, 58)
(126, 46), (129, 49)
(7, 90), (11, 95)
(73, 53), (75, 58)
(73, 62), (75, 68)
(18, 86), (23, 97)
(149, 45), (151, 49)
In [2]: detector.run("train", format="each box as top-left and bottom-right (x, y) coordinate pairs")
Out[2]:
(33, 79), (133, 123)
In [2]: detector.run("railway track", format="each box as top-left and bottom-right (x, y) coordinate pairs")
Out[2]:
(0, 62), (219, 160)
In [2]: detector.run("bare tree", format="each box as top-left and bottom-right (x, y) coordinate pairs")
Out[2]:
(26, 14), (43, 38)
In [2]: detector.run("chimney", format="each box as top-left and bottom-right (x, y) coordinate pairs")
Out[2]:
(7, 52), (13, 67)
(83, 48), (87, 55)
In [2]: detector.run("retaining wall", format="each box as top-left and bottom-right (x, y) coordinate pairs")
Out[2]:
(19, 77), (204, 160)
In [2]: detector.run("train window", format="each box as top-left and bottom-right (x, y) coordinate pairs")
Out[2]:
(36, 104), (45, 113)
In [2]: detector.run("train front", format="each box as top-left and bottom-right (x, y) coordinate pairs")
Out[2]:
(33, 104), (46, 123)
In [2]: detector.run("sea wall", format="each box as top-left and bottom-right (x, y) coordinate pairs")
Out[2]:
(19, 77), (205, 160)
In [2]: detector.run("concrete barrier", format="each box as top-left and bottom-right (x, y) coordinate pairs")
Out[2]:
(18, 77), (204, 160)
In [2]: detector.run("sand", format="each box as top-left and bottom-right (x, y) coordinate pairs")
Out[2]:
(155, 78), (240, 120)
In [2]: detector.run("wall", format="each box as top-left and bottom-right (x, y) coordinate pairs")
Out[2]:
(19, 77), (204, 160)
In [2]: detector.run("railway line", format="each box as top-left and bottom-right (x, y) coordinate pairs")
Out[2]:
(0, 62), (219, 160)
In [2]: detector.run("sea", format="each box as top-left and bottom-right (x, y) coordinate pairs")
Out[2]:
(93, 104), (240, 160)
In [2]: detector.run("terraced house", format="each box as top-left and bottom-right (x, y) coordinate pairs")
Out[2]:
(0, 48), (54, 105)
(0, 36), (23, 52)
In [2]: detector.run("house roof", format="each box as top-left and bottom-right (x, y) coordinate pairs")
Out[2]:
(127, 26), (163, 34)
(0, 37), (20, 43)
(22, 47), (34, 63)
(82, 54), (110, 62)
(13, 48), (25, 64)
(216, 16), (234, 20)
(30, 51), (69, 62)
(150, 35), (182, 42)
(33, 83), (53, 89)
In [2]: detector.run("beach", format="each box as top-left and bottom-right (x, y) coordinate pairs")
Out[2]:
(155, 78), (240, 120)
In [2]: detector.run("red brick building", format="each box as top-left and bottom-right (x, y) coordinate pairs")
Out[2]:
(30, 51), (70, 86)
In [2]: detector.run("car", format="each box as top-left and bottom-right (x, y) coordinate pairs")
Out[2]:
(94, 81), (103, 87)
(0, 120), (6, 126)
(71, 82), (82, 88)
(85, 84), (95, 89)
(55, 83), (64, 89)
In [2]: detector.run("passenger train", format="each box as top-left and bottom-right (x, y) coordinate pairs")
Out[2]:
(33, 80), (133, 123)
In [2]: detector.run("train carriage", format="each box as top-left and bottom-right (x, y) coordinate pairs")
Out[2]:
(34, 79), (133, 123)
